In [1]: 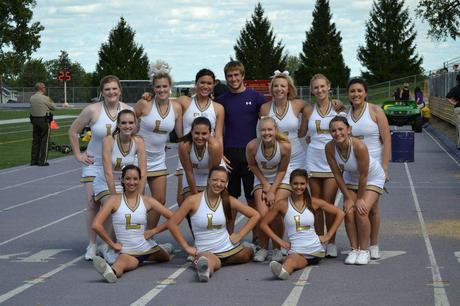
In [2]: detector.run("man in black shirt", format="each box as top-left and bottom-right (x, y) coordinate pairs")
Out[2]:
(446, 74), (460, 149)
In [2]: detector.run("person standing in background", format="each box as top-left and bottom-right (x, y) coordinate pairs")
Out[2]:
(30, 82), (56, 166)
(446, 74), (460, 149)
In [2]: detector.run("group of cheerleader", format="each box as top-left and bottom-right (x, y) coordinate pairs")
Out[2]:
(68, 61), (390, 283)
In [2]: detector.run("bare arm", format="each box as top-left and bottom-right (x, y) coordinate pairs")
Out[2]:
(311, 197), (345, 242)
(172, 101), (183, 139)
(208, 137), (223, 169)
(246, 140), (270, 190)
(179, 141), (198, 195)
(259, 199), (289, 249)
(92, 195), (121, 251)
(298, 103), (313, 139)
(372, 104), (391, 179)
(143, 195), (174, 239)
(102, 136), (116, 194)
(213, 102), (225, 143)
(135, 136), (147, 194)
(266, 142), (291, 201)
(68, 105), (96, 165)
(228, 196), (261, 244)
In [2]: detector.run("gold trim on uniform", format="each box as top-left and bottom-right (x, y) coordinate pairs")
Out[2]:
(337, 138), (352, 162)
(205, 190), (221, 212)
(350, 102), (367, 123)
(317, 101), (332, 118)
(123, 193), (140, 212)
(126, 245), (161, 256)
(214, 244), (244, 259)
(195, 98), (211, 112)
(346, 184), (384, 195)
(103, 102), (120, 122)
(182, 185), (206, 197)
(155, 99), (171, 119)
(146, 169), (169, 177)
(94, 190), (111, 203)
(117, 135), (133, 157)
(80, 176), (96, 183)
(193, 143), (206, 162)
(308, 171), (335, 178)
(272, 101), (289, 121)
(261, 140), (277, 161)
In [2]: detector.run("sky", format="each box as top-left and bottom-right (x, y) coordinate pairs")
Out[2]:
(31, 0), (459, 83)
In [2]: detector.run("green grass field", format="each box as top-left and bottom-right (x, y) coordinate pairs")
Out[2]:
(0, 108), (84, 169)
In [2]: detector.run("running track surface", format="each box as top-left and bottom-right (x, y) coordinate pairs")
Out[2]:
(0, 128), (459, 306)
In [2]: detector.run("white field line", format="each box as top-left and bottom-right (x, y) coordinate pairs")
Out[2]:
(281, 267), (313, 306)
(0, 123), (73, 135)
(0, 168), (79, 191)
(0, 185), (82, 213)
(0, 209), (86, 247)
(0, 255), (83, 304)
(0, 156), (74, 175)
(404, 163), (450, 306)
(424, 128), (460, 168)
(130, 214), (247, 306)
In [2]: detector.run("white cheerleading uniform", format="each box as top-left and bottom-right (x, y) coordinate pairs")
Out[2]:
(190, 192), (242, 258)
(182, 143), (210, 195)
(306, 102), (341, 177)
(93, 135), (138, 202)
(334, 138), (385, 194)
(347, 103), (383, 163)
(81, 102), (131, 183)
(252, 140), (290, 192)
(177, 96), (217, 175)
(112, 194), (160, 255)
(269, 101), (306, 172)
(285, 197), (325, 256)
(138, 98), (176, 177)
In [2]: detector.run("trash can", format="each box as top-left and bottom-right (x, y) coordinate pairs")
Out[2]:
(391, 130), (414, 162)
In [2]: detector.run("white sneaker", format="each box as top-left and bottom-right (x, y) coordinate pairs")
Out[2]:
(97, 244), (119, 265)
(253, 248), (268, 262)
(326, 244), (338, 258)
(271, 249), (284, 263)
(242, 241), (257, 255)
(196, 256), (210, 282)
(369, 245), (380, 259)
(93, 256), (117, 283)
(269, 261), (289, 280)
(159, 243), (174, 255)
(344, 249), (359, 265)
(85, 243), (97, 261)
(186, 254), (195, 262)
(356, 250), (370, 265)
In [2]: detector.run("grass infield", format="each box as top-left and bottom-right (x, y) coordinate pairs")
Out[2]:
(0, 108), (84, 169)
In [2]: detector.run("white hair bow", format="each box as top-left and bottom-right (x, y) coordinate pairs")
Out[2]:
(273, 70), (289, 77)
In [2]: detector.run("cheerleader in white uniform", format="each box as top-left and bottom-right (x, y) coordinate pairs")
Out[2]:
(260, 169), (344, 279)
(176, 69), (225, 203)
(168, 166), (260, 282)
(326, 116), (385, 265)
(134, 70), (182, 228)
(259, 70), (307, 173)
(93, 109), (146, 203)
(298, 74), (345, 257)
(246, 116), (291, 262)
(69, 75), (132, 260)
(346, 78), (390, 259)
(92, 165), (173, 283)
(179, 116), (223, 198)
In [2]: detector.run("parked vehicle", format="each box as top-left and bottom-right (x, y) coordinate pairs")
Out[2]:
(382, 100), (422, 132)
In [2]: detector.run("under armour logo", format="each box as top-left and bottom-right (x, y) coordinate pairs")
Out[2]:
(245, 101), (252, 105)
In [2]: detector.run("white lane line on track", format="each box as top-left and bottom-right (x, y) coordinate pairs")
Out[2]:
(404, 163), (450, 306)
(0, 156), (74, 175)
(0, 185), (82, 213)
(281, 266), (313, 306)
(0, 255), (83, 304)
(424, 128), (460, 168)
(130, 214), (247, 306)
(0, 209), (85, 247)
(0, 168), (79, 191)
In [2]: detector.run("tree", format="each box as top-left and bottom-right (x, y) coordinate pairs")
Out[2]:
(95, 17), (149, 80)
(234, 2), (287, 80)
(416, 0), (460, 40)
(0, 0), (44, 79)
(17, 59), (48, 87)
(285, 55), (301, 80)
(357, 0), (423, 84)
(295, 0), (350, 87)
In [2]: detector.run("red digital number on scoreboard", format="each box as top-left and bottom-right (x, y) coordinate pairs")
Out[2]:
(58, 70), (72, 81)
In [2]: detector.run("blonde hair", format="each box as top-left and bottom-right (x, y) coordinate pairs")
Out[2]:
(310, 73), (330, 91)
(270, 74), (297, 98)
(259, 116), (289, 143)
(152, 71), (172, 86)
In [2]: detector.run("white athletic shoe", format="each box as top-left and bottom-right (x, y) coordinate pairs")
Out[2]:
(242, 241), (257, 255)
(253, 248), (268, 262)
(326, 244), (338, 258)
(344, 249), (359, 265)
(269, 261), (289, 280)
(196, 256), (210, 282)
(369, 245), (380, 259)
(97, 244), (119, 265)
(85, 243), (97, 261)
(93, 256), (117, 283)
(159, 243), (174, 255)
(271, 249), (284, 263)
(355, 250), (370, 265)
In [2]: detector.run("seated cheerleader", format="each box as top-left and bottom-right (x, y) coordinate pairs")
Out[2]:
(168, 166), (260, 282)
(260, 169), (344, 279)
(91, 165), (173, 283)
